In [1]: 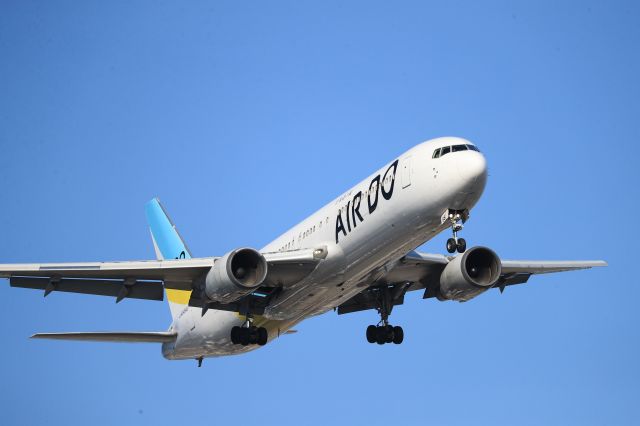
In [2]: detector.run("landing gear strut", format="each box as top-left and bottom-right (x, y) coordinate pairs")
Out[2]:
(365, 286), (404, 345)
(230, 315), (268, 347)
(446, 210), (468, 254)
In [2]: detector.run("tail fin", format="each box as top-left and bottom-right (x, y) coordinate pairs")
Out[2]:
(144, 198), (192, 261)
(144, 198), (193, 320)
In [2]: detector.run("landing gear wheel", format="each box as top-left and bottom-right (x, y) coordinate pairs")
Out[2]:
(385, 325), (394, 343)
(456, 238), (466, 253)
(366, 325), (377, 343)
(238, 328), (250, 346)
(250, 326), (260, 343)
(367, 324), (404, 345)
(392, 326), (404, 344)
(257, 327), (268, 346)
(446, 238), (457, 253)
(447, 210), (469, 253)
(365, 285), (408, 346)
(230, 326), (240, 344)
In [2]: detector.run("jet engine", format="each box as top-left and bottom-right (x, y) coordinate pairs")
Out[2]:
(438, 246), (502, 302)
(203, 248), (268, 304)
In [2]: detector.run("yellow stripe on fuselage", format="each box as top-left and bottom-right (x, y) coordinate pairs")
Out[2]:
(166, 289), (192, 305)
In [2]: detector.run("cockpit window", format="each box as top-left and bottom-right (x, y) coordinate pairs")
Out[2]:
(433, 144), (480, 159)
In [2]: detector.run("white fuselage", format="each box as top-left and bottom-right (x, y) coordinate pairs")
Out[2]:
(162, 137), (488, 359)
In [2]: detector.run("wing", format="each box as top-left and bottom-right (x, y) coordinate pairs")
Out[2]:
(0, 247), (324, 304)
(495, 259), (607, 291)
(337, 250), (607, 315)
(31, 331), (177, 343)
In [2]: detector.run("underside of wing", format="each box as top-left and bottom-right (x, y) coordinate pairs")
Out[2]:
(31, 331), (177, 343)
(337, 249), (607, 314)
(337, 251), (449, 315)
(187, 247), (327, 315)
(500, 259), (607, 275)
(486, 259), (607, 291)
(1, 247), (325, 307)
(1, 258), (215, 302)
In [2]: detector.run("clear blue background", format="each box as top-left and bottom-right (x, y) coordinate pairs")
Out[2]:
(0, 1), (636, 424)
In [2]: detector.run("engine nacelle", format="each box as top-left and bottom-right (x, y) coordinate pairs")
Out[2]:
(203, 248), (268, 304)
(438, 246), (502, 302)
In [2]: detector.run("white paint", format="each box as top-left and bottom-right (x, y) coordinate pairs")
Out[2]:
(163, 137), (488, 359)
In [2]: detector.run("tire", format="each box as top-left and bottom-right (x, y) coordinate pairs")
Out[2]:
(230, 326), (240, 344)
(257, 327), (268, 346)
(248, 326), (259, 345)
(392, 326), (404, 344)
(239, 328), (250, 346)
(385, 325), (394, 343)
(366, 325), (377, 343)
(446, 238), (457, 253)
(456, 238), (466, 253)
(375, 326), (386, 345)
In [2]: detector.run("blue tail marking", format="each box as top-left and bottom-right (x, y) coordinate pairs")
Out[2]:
(144, 198), (192, 260)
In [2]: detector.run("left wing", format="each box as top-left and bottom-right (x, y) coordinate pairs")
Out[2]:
(337, 250), (607, 315)
(1, 247), (324, 304)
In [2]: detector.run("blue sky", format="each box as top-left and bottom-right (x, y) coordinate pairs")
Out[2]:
(0, 1), (637, 424)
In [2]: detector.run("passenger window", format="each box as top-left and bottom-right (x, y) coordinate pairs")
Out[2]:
(441, 146), (451, 156)
(452, 144), (468, 152)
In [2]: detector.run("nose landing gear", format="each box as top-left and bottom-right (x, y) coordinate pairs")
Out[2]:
(446, 210), (468, 254)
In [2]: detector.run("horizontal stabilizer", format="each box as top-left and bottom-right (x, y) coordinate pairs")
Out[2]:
(31, 331), (177, 343)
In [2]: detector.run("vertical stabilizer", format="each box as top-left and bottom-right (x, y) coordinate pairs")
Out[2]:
(144, 198), (192, 260)
(144, 198), (193, 320)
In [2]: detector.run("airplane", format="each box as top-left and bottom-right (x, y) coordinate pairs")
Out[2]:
(0, 137), (606, 366)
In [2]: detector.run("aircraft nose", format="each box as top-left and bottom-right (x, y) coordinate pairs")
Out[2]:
(456, 151), (488, 188)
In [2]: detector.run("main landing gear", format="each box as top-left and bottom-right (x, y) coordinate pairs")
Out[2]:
(230, 315), (268, 347)
(365, 286), (404, 345)
(446, 209), (468, 254)
(366, 324), (404, 345)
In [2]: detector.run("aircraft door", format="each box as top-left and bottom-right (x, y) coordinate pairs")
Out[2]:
(401, 155), (412, 188)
